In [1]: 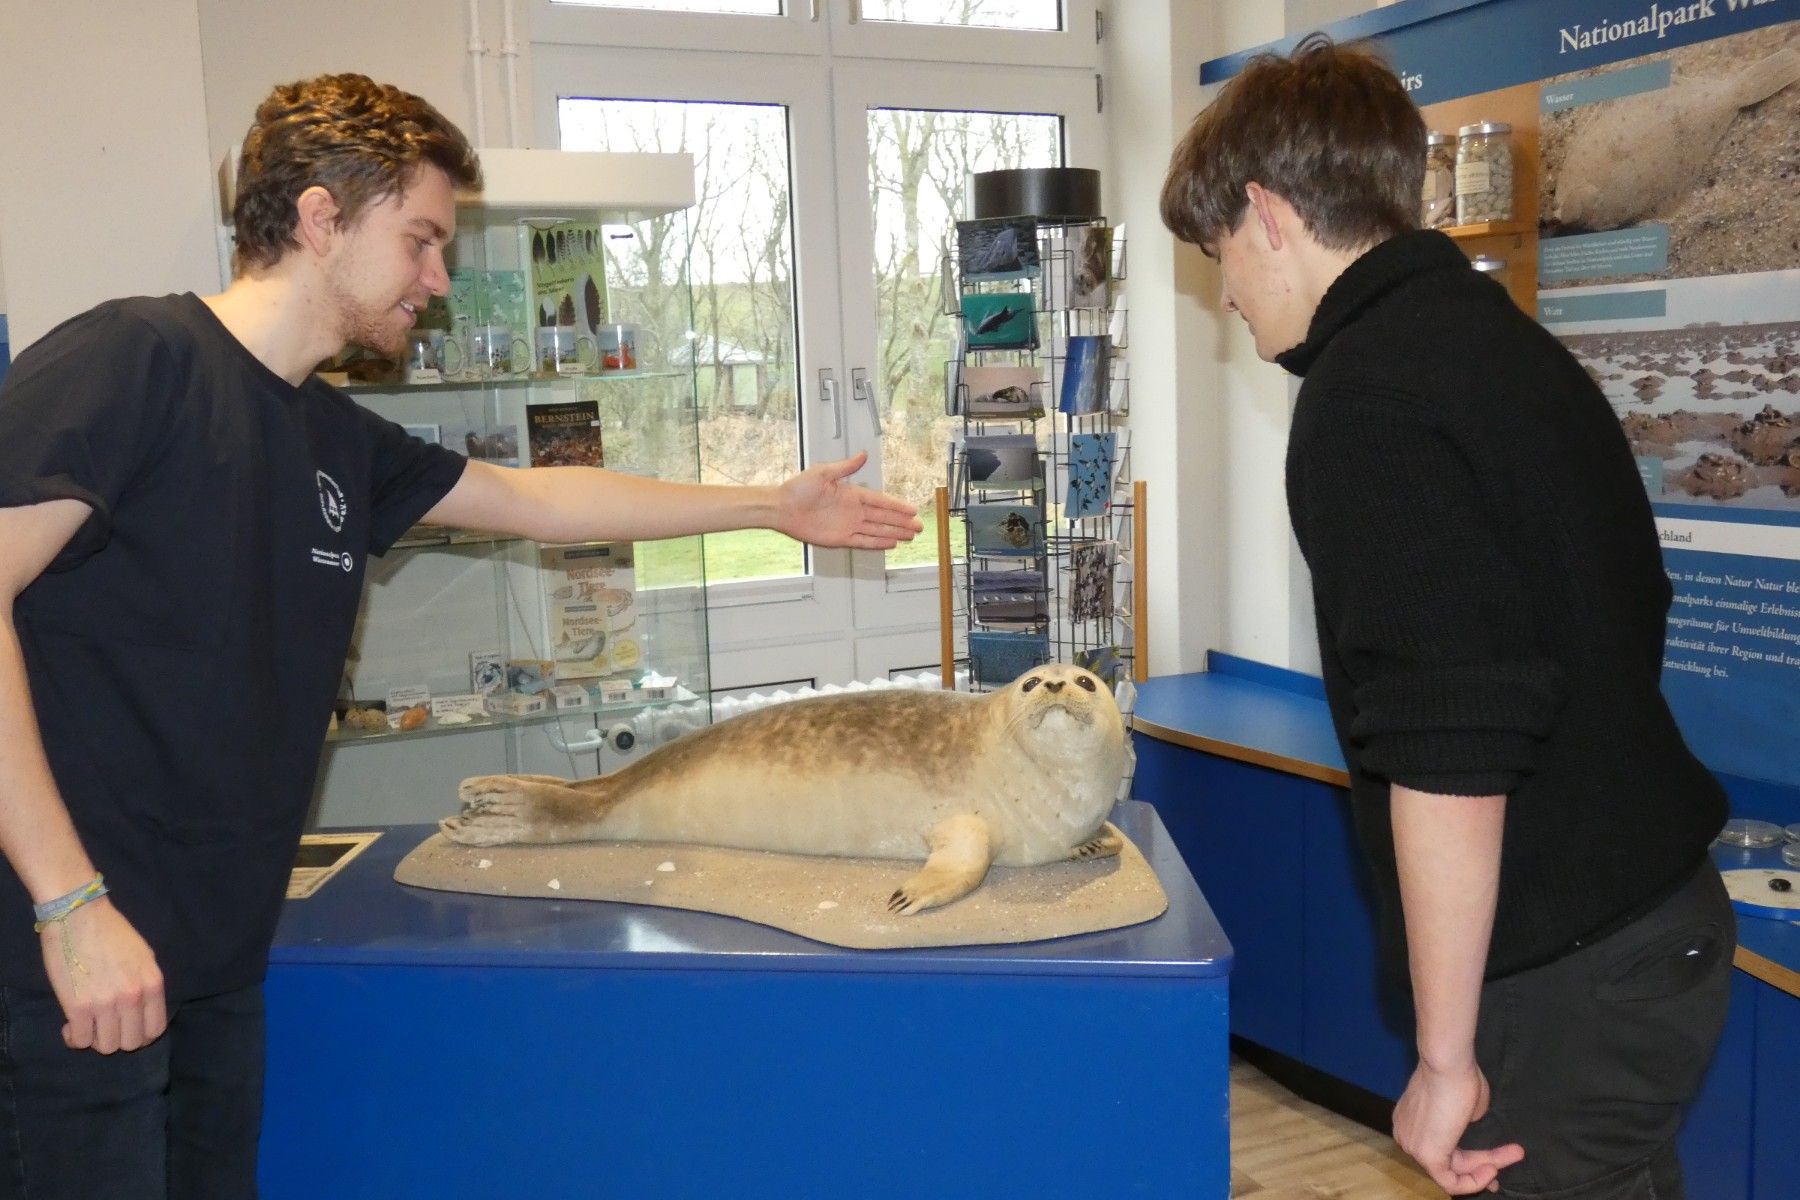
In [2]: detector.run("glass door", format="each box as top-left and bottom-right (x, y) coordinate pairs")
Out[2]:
(832, 60), (1101, 632)
(532, 16), (1099, 686)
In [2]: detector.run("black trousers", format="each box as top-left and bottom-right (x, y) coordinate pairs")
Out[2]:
(0, 982), (264, 1200)
(1460, 864), (1735, 1199)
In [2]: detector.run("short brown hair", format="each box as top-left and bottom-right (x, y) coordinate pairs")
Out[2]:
(1160, 35), (1424, 253)
(232, 73), (482, 271)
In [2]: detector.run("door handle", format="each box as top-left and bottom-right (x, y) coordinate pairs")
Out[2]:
(818, 367), (843, 440)
(851, 367), (882, 435)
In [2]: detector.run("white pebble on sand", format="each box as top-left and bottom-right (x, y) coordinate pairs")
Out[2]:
(548, 879), (561, 890)
(817, 901), (839, 910)
(657, 861), (676, 872)
(477, 859), (492, 870)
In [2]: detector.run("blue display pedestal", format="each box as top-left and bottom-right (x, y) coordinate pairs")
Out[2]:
(260, 800), (1233, 1200)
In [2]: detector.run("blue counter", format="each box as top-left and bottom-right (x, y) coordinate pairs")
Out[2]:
(260, 799), (1233, 1199)
(1132, 653), (1800, 1200)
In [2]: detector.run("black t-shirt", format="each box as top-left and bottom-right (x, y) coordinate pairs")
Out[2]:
(0, 294), (467, 1001)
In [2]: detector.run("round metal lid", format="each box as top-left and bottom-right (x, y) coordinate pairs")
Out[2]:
(969, 167), (1103, 222)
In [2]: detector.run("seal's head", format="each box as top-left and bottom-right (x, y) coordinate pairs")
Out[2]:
(1003, 663), (1123, 742)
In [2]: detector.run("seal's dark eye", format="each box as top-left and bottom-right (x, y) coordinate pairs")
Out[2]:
(1075, 676), (1097, 692)
(1022, 677), (1041, 693)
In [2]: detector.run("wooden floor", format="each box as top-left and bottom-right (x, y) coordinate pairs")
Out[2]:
(1231, 1058), (1441, 1198)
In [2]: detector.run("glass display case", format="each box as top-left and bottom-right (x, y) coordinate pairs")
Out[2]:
(307, 152), (712, 828)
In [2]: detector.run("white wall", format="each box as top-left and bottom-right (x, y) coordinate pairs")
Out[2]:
(1106, 3), (1304, 676)
(195, 0), (533, 180)
(1103, 0), (1378, 679)
(0, 0), (218, 349)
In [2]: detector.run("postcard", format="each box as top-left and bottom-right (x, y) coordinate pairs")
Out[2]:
(1065, 431), (1117, 519)
(1075, 644), (1124, 686)
(962, 292), (1038, 351)
(963, 365), (1043, 418)
(964, 433), (1039, 492)
(972, 568), (1047, 626)
(1066, 226), (1113, 309)
(1069, 541), (1115, 621)
(957, 216), (1041, 283)
(1059, 335), (1108, 415)
(967, 502), (1045, 558)
(969, 629), (1050, 690)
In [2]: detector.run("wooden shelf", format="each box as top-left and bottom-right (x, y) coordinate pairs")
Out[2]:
(1443, 220), (1533, 240)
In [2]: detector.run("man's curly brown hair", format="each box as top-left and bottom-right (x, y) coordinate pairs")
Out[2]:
(232, 73), (482, 271)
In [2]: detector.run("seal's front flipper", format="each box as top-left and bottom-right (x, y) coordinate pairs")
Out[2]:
(1069, 824), (1124, 861)
(887, 814), (995, 915)
(441, 774), (618, 846)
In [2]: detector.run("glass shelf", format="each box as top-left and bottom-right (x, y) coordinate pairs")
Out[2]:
(339, 370), (686, 395)
(390, 527), (525, 551)
(327, 685), (702, 747)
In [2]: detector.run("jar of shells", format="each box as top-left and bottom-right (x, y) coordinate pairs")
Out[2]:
(1455, 121), (1514, 225)
(1422, 131), (1456, 229)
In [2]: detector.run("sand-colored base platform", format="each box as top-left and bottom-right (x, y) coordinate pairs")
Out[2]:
(394, 821), (1167, 949)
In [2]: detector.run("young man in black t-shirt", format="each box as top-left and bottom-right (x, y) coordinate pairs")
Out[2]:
(0, 74), (920, 1197)
(1159, 38), (1732, 1199)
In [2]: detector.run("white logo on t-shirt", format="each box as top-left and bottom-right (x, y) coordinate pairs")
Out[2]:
(316, 471), (347, 532)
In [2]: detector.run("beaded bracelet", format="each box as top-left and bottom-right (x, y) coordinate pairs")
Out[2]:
(32, 874), (108, 934)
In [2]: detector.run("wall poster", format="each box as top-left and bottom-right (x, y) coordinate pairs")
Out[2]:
(1204, 0), (1799, 786)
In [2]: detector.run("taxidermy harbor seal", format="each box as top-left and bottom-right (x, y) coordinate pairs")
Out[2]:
(441, 664), (1129, 915)
(1552, 44), (1800, 232)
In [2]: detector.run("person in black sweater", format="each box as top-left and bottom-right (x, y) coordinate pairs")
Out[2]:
(1161, 36), (1731, 1198)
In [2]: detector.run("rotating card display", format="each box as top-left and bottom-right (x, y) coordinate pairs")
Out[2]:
(939, 182), (1137, 702)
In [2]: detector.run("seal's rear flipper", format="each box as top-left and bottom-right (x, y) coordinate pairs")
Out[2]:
(442, 774), (621, 846)
(1069, 826), (1124, 861)
(887, 814), (994, 915)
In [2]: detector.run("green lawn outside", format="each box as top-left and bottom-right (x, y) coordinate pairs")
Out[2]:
(636, 525), (964, 588)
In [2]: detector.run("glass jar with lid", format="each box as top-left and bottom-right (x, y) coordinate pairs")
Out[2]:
(1455, 121), (1514, 225)
(1422, 131), (1455, 229)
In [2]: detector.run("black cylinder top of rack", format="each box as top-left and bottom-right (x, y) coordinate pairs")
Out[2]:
(968, 168), (1102, 223)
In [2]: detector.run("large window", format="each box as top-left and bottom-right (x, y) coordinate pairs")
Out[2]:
(561, 98), (804, 583)
(865, 106), (1060, 568)
(535, 14), (1098, 682)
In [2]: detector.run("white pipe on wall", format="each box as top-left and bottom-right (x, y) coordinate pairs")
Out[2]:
(501, 0), (523, 148)
(466, 0), (488, 147)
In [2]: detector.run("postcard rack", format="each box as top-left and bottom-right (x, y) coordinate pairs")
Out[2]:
(934, 211), (1146, 708)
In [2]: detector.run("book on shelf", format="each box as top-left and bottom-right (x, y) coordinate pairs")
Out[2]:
(527, 399), (604, 468)
(539, 542), (639, 680)
(520, 222), (609, 340)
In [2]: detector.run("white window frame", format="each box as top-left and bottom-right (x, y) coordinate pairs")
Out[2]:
(831, 58), (1102, 628)
(829, 0), (1102, 68)
(532, 0), (828, 56)
(533, 43), (855, 654)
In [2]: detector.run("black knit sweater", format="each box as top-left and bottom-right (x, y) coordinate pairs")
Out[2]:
(1280, 230), (1727, 980)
